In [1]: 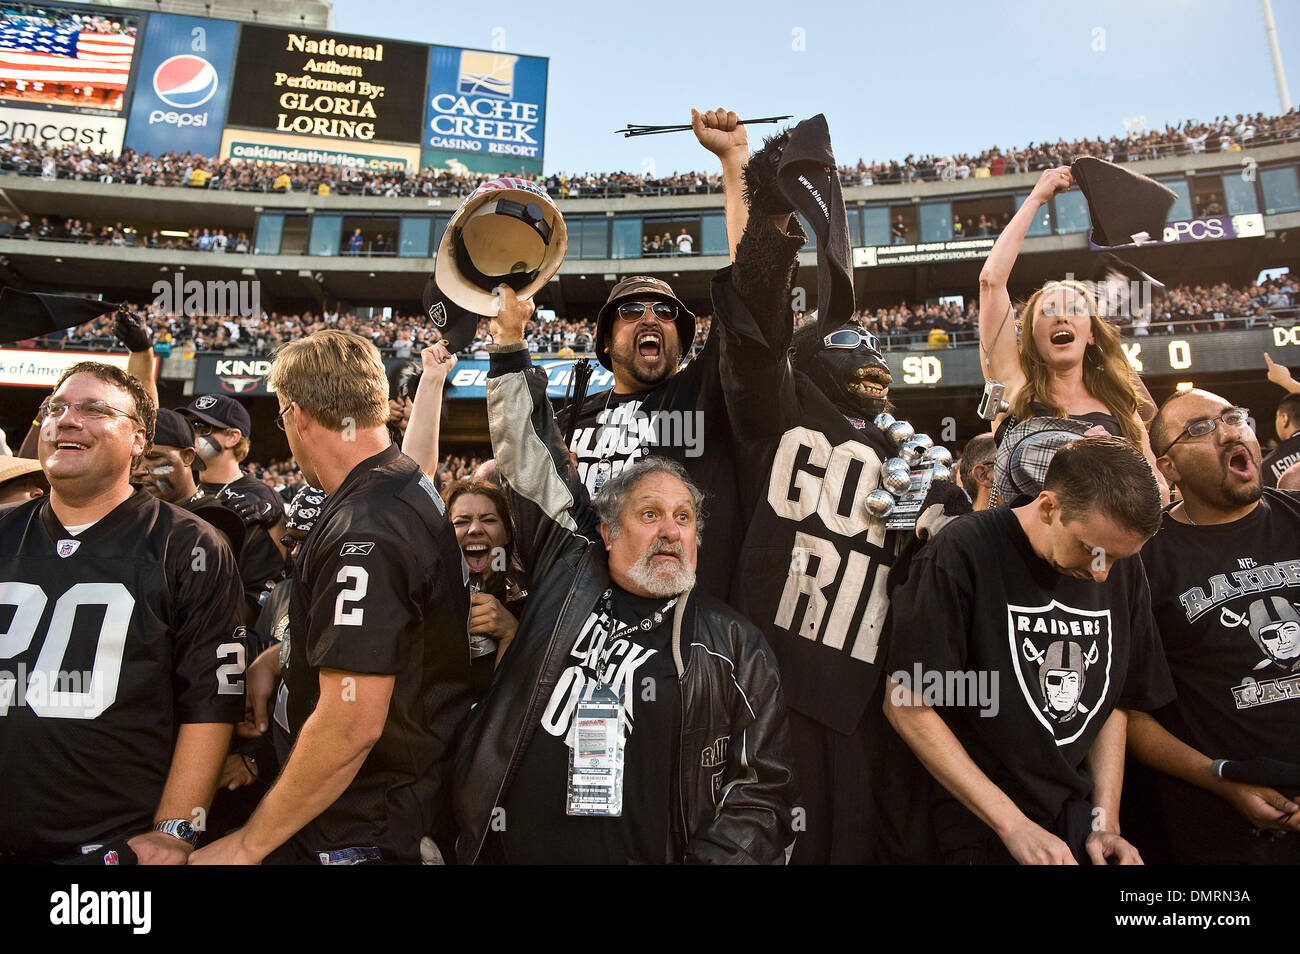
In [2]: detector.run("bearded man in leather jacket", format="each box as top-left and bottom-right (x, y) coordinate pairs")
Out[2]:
(453, 286), (797, 865)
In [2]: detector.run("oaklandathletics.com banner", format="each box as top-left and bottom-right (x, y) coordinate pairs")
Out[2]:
(0, 106), (124, 151)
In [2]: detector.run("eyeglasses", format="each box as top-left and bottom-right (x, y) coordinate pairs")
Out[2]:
(40, 398), (139, 425)
(1157, 406), (1252, 457)
(823, 328), (880, 352)
(274, 404), (293, 431)
(616, 301), (678, 322)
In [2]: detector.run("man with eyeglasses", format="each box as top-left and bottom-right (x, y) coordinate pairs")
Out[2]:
(0, 362), (246, 863)
(1126, 388), (1300, 862)
(178, 394), (286, 616)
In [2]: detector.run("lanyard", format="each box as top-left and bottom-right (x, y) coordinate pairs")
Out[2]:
(595, 588), (677, 663)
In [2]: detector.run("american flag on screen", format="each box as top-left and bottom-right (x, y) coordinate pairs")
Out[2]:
(0, 21), (135, 90)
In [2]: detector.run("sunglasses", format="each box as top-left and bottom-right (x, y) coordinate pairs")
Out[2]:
(485, 198), (552, 244)
(616, 301), (678, 322)
(823, 328), (880, 352)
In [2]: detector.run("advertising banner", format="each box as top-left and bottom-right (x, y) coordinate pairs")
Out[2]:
(0, 104), (123, 149)
(225, 24), (426, 145)
(219, 126), (418, 172)
(0, 2), (139, 115)
(421, 45), (547, 175)
(1088, 213), (1266, 251)
(0, 348), (130, 387)
(122, 13), (237, 156)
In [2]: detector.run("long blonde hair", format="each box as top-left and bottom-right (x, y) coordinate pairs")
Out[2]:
(1008, 280), (1143, 449)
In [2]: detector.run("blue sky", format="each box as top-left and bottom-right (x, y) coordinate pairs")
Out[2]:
(333, 0), (1300, 175)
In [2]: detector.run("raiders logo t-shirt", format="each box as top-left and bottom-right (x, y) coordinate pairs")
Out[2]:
(885, 507), (1174, 851)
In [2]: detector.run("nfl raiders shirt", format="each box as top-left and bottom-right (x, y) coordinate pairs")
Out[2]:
(0, 491), (246, 858)
(885, 507), (1174, 851)
(1140, 491), (1300, 770)
(277, 444), (473, 864)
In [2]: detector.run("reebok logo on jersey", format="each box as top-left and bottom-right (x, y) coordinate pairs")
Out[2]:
(340, 542), (375, 556)
(56, 540), (80, 558)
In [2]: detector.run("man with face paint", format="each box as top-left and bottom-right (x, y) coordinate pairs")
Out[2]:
(178, 394), (285, 616)
(1125, 388), (1300, 862)
(696, 109), (970, 863)
(132, 408), (245, 559)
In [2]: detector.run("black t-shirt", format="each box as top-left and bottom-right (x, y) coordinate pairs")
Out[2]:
(277, 445), (473, 864)
(0, 491), (246, 857)
(1262, 433), (1300, 488)
(1134, 491), (1300, 860)
(202, 473), (286, 603)
(500, 585), (680, 864)
(555, 335), (740, 602)
(1140, 491), (1300, 761)
(886, 507), (1174, 852)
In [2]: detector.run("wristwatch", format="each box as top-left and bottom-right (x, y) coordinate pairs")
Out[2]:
(152, 819), (200, 847)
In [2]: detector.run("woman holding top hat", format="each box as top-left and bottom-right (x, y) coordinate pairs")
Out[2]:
(977, 166), (1166, 497)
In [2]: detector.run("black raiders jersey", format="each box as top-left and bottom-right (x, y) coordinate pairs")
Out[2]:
(278, 444), (473, 864)
(1262, 433), (1300, 489)
(0, 491), (246, 857)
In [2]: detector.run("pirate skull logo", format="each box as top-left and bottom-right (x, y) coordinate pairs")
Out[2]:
(1007, 600), (1113, 746)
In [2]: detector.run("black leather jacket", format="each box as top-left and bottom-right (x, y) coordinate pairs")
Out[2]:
(453, 346), (797, 864)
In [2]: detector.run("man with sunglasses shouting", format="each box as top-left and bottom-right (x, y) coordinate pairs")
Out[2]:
(559, 274), (743, 599)
(1126, 389), (1300, 862)
(0, 362), (246, 863)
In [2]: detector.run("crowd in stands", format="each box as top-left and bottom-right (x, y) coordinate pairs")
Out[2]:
(1, 109), (1294, 201)
(839, 112), (1300, 186)
(0, 213), (250, 252)
(43, 274), (1298, 360)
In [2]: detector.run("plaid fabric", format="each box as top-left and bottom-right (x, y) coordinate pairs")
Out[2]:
(993, 417), (1093, 503)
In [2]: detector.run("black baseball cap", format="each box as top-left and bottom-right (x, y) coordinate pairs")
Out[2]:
(152, 408), (195, 449)
(594, 276), (695, 371)
(179, 393), (253, 436)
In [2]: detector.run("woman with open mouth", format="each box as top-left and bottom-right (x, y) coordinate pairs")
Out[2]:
(978, 166), (1167, 500)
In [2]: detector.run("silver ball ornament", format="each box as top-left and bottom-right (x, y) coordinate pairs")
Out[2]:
(898, 439), (924, 462)
(873, 412), (896, 430)
(865, 489), (896, 518)
(884, 457), (911, 477)
(882, 467), (912, 495)
(928, 446), (953, 466)
(912, 433), (933, 451)
(885, 420), (915, 445)
(930, 462), (952, 482)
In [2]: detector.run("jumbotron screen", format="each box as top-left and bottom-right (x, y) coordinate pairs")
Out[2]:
(225, 24), (428, 145)
(0, 2), (140, 115)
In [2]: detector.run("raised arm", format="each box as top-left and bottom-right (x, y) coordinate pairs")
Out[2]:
(977, 167), (1073, 388)
(403, 343), (457, 477)
(115, 310), (159, 411)
(691, 107), (751, 262)
(1265, 353), (1300, 394)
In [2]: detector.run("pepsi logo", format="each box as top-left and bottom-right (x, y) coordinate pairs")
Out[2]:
(153, 54), (218, 109)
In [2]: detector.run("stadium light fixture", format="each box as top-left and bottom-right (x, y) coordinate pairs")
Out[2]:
(159, 230), (189, 238)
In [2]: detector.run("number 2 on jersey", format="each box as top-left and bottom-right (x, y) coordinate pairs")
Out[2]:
(334, 565), (369, 626)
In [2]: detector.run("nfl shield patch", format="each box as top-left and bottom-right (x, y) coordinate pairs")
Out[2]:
(56, 539), (80, 558)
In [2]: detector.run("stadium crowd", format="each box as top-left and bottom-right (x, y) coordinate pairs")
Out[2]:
(0, 109), (1295, 199)
(3, 112), (1300, 873)
(37, 272), (1299, 358)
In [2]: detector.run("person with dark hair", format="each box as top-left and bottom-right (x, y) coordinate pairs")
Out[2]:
(443, 477), (528, 697)
(0, 361), (246, 863)
(883, 436), (1173, 864)
(1262, 355), (1300, 488)
(453, 286), (796, 865)
(178, 394), (285, 616)
(977, 168), (1165, 499)
(1125, 387), (1300, 862)
(960, 433), (997, 510)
